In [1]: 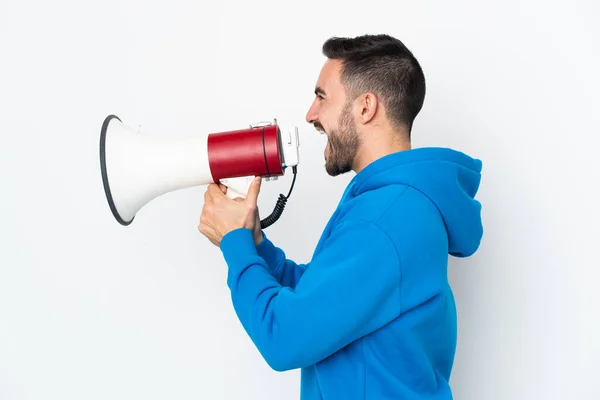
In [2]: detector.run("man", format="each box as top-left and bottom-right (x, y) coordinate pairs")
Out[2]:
(198, 34), (483, 399)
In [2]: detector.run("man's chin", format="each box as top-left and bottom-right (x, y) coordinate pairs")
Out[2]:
(325, 161), (350, 177)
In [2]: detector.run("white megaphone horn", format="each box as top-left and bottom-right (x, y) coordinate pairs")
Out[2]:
(99, 114), (300, 228)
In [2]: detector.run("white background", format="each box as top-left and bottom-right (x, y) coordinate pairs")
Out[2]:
(1, 0), (599, 399)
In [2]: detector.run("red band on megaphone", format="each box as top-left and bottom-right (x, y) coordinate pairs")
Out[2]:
(207, 125), (283, 182)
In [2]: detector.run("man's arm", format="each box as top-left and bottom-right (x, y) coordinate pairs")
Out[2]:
(255, 232), (307, 288)
(219, 219), (401, 372)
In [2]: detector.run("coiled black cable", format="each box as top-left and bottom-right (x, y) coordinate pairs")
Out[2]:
(260, 166), (297, 229)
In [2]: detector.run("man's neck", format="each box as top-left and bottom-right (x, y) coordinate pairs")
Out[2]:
(353, 134), (411, 173)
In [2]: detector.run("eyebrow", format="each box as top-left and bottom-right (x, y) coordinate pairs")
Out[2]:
(314, 87), (327, 97)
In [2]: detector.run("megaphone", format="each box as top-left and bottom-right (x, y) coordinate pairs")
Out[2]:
(99, 114), (300, 228)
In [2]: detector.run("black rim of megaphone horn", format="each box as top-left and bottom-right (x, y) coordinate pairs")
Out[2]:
(100, 114), (133, 226)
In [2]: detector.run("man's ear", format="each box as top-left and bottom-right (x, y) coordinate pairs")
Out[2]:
(355, 92), (379, 125)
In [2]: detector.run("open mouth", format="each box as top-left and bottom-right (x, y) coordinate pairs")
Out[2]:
(318, 130), (328, 142)
(320, 130), (329, 158)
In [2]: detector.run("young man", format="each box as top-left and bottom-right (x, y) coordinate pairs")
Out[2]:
(198, 34), (483, 399)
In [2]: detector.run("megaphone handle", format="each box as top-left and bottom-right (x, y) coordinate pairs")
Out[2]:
(220, 176), (255, 200)
(225, 187), (247, 200)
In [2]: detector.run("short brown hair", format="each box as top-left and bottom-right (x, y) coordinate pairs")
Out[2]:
(322, 34), (426, 136)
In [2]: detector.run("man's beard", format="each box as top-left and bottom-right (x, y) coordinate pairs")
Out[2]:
(323, 103), (360, 177)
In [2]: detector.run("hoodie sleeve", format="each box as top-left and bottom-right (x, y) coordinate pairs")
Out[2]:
(219, 220), (402, 372)
(255, 233), (307, 288)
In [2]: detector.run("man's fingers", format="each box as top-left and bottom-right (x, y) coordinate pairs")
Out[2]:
(207, 183), (228, 204)
(207, 183), (222, 195)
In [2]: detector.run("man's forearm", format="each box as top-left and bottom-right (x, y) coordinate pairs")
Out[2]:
(255, 232), (307, 288)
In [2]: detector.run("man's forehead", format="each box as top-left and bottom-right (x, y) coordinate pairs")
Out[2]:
(316, 59), (343, 91)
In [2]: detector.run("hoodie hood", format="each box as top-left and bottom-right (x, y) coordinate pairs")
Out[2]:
(348, 147), (483, 257)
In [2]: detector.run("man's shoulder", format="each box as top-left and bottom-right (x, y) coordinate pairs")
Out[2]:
(337, 184), (446, 247)
(341, 184), (439, 225)
(338, 184), (405, 221)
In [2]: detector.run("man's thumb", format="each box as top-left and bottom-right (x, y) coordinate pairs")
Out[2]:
(246, 176), (262, 205)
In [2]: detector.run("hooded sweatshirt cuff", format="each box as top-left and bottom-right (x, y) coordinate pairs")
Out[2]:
(219, 228), (259, 268)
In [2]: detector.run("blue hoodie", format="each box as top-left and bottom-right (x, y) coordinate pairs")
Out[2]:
(219, 147), (483, 400)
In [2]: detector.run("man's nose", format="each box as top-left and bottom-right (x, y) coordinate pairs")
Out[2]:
(305, 100), (318, 124)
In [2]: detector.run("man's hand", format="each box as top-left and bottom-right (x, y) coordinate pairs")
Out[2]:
(221, 184), (264, 246)
(198, 176), (263, 247)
